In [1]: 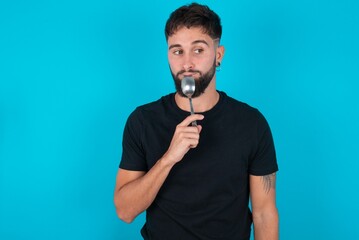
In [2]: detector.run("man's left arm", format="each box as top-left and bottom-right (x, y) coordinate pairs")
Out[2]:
(250, 172), (279, 240)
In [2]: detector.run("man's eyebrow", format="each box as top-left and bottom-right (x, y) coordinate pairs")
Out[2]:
(168, 40), (210, 50)
(192, 40), (209, 46)
(168, 44), (181, 50)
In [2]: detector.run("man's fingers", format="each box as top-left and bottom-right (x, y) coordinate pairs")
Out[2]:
(176, 125), (201, 134)
(178, 132), (200, 140)
(197, 125), (202, 134)
(178, 114), (204, 127)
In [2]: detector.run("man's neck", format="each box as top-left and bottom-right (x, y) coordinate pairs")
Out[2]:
(174, 80), (219, 113)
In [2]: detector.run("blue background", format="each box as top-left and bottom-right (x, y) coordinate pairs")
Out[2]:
(1, 0), (358, 239)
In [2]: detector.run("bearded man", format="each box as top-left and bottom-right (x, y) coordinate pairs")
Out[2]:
(114, 3), (279, 240)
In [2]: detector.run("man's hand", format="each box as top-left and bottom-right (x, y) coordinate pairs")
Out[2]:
(162, 114), (204, 166)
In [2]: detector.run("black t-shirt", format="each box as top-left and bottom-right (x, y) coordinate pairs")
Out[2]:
(120, 91), (278, 240)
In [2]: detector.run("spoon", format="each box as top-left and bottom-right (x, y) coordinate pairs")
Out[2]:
(181, 77), (197, 126)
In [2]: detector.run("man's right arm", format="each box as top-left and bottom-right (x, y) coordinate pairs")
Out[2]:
(114, 157), (174, 223)
(114, 114), (204, 223)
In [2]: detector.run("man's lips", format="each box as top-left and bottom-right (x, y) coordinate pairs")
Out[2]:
(177, 71), (201, 78)
(183, 73), (195, 77)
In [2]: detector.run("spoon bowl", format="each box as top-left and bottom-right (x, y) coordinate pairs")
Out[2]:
(181, 77), (195, 98)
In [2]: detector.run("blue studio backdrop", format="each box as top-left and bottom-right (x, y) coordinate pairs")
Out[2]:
(1, 0), (358, 239)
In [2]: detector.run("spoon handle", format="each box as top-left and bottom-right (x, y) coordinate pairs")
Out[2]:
(189, 98), (197, 126)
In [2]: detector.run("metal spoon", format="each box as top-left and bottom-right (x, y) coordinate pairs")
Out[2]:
(181, 77), (197, 126)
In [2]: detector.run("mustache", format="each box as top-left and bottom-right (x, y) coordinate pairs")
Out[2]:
(176, 69), (202, 78)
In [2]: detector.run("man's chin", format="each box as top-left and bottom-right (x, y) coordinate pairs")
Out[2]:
(176, 91), (188, 98)
(176, 90), (203, 98)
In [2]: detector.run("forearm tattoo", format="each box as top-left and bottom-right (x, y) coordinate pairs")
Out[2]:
(261, 173), (276, 194)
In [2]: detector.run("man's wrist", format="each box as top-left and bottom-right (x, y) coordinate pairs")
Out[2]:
(158, 154), (177, 169)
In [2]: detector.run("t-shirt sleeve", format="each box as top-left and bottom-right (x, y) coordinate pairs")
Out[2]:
(119, 108), (148, 171)
(248, 110), (278, 176)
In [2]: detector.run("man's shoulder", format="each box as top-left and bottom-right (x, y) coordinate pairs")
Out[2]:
(222, 92), (271, 135)
(222, 91), (261, 117)
(128, 93), (174, 121)
(137, 93), (173, 112)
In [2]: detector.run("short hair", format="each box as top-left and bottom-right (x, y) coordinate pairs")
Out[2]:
(165, 3), (222, 41)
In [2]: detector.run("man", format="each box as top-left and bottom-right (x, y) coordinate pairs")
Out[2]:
(114, 3), (279, 240)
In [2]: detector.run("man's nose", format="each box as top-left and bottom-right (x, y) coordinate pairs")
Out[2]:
(182, 54), (194, 71)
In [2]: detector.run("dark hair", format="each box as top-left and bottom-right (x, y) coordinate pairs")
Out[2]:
(165, 3), (222, 41)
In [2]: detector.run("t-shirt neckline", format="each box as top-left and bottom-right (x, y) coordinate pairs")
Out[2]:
(169, 90), (227, 118)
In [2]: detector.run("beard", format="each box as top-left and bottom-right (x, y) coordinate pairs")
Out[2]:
(171, 58), (216, 98)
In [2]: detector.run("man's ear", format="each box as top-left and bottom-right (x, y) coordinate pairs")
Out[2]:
(216, 45), (225, 65)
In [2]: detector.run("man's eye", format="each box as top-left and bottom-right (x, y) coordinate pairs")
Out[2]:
(173, 50), (183, 55)
(194, 49), (203, 54)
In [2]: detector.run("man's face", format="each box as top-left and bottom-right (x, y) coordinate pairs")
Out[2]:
(167, 27), (219, 98)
